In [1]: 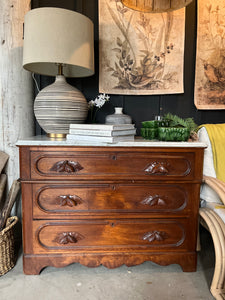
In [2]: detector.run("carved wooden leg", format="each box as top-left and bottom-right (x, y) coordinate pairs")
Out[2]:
(178, 254), (197, 272)
(23, 255), (46, 275)
(199, 207), (225, 300)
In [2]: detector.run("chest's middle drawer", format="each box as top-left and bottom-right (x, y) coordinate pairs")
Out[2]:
(32, 183), (198, 218)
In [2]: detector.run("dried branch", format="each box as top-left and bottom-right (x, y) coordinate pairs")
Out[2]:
(0, 174), (7, 208)
(0, 180), (20, 231)
(0, 151), (9, 174)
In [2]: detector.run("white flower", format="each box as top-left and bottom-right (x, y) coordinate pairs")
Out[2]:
(105, 94), (110, 102)
(88, 94), (110, 109)
(88, 100), (95, 109)
(95, 96), (105, 108)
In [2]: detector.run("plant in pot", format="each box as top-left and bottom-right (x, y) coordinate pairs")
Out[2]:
(158, 113), (198, 141)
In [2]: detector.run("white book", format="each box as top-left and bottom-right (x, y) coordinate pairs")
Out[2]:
(66, 134), (135, 143)
(69, 128), (136, 136)
(70, 124), (135, 130)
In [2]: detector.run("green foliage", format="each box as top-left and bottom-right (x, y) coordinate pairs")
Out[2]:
(163, 113), (197, 132)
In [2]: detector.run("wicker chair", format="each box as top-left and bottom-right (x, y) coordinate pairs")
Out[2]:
(198, 126), (225, 300)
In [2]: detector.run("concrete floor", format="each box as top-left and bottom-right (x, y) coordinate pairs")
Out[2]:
(0, 226), (215, 300)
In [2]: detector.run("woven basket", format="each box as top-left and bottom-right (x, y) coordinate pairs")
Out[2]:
(0, 216), (18, 276)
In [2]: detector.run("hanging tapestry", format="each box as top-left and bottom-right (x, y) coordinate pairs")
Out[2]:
(194, 0), (225, 109)
(99, 0), (185, 95)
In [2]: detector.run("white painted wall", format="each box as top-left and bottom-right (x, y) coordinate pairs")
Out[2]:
(0, 0), (34, 206)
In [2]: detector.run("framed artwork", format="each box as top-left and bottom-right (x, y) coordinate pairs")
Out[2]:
(99, 0), (186, 95)
(194, 0), (225, 109)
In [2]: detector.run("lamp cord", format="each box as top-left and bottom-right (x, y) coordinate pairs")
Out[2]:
(32, 73), (40, 92)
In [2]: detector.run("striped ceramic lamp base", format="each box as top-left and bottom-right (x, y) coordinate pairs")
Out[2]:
(34, 75), (88, 137)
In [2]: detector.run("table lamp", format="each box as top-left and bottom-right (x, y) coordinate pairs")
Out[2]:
(23, 7), (94, 138)
(121, 0), (193, 13)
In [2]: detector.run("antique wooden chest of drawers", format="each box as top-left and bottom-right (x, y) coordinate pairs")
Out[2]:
(17, 137), (205, 275)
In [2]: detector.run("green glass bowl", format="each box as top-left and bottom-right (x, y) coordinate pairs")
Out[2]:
(142, 120), (170, 128)
(141, 120), (158, 128)
(141, 128), (158, 140)
(158, 127), (190, 141)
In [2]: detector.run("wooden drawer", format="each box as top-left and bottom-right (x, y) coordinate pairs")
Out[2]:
(32, 183), (199, 218)
(29, 150), (197, 180)
(32, 219), (193, 254)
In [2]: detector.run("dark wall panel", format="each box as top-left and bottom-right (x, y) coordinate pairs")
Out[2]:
(31, 0), (225, 136)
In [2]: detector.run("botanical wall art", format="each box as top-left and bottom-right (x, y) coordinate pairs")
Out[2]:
(195, 0), (225, 109)
(99, 0), (186, 95)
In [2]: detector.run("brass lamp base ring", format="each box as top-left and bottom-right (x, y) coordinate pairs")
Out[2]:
(47, 133), (67, 139)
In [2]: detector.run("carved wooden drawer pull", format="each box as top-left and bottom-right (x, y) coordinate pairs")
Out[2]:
(141, 195), (166, 206)
(145, 162), (169, 175)
(54, 232), (84, 245)
(50, 160), (83, 173)
(143, 231), (167, 243)
(57, 195), (83, 207)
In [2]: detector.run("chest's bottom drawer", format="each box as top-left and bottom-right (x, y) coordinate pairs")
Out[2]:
(32, 219), (195, 254)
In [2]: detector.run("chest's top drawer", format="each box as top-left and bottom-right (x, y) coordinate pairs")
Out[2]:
(19, 147), (204, 181)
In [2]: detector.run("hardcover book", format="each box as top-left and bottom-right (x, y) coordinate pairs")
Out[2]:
(70, 124), (135, 130)
(69, 128), (136, 137)
(66, 134), (135, 143)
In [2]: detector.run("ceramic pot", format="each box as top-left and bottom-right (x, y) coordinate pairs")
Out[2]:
(105, 107), (132, 124)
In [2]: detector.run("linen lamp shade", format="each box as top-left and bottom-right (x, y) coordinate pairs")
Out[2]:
(23, 7), (95, 137)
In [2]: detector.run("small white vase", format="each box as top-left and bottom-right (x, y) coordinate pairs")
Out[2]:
(105, 107), (132, 124)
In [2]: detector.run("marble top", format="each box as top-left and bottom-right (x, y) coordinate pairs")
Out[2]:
(16, 135), (207, 148)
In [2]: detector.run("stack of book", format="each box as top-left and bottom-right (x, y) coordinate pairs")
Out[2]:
(67, 124), (136, 143)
